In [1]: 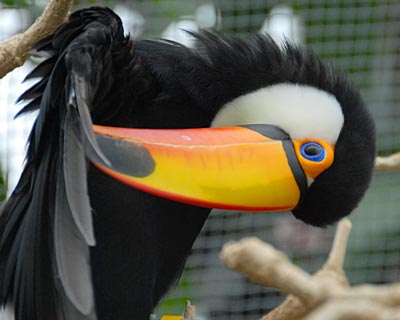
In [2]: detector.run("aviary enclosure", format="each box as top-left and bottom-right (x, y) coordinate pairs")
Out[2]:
(0, 0), (399, 319)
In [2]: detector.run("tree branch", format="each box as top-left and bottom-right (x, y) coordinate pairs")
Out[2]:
(220, 219), (400, 319)
(375, 153), (400, 172)
(305, 299), (400, 320)
(221, 237), (324, 304)
(184, 300), (196, 320)
(324, 218), (351, 271)
(0, 0), (73, 78)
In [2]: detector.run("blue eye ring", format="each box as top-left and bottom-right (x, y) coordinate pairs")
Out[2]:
(300, 142), (325, 162)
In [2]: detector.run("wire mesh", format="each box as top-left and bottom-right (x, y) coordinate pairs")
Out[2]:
(0, 1), (399, 319)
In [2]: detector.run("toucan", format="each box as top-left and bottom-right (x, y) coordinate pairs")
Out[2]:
(0, 6), (375, 320)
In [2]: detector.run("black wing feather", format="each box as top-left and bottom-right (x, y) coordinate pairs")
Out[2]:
(16, 77), (48, 102)
(23, 56), (58, 81)
(0, 7), (125, 320)
(14, 97), (41, 117)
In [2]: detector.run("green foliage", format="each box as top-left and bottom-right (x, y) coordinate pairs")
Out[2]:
(156, 275), (192, 315)
(0, 0), (30, 7)
(0, 0), (113, 6)
(79, 0), (112, 4)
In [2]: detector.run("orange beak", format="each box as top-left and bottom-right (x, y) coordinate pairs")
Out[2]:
(91, 124), (333, 212)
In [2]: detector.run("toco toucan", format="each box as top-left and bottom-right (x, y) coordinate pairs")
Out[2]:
(0, 6), (375, 320)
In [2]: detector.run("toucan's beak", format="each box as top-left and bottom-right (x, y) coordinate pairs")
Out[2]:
(92, 124), (334, 212)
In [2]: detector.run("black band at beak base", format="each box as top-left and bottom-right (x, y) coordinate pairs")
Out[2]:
(240, 124), (307, 210)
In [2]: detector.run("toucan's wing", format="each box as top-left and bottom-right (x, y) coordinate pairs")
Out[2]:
(0, 8), (124, 320)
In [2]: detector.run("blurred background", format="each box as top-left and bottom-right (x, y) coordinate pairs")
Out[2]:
(0, 1), (399, 319)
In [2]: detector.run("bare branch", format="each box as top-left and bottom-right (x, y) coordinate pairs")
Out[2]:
(260, 295), (309, 320)
(258, 220), (351, 320)
(221, 218), (400, 319)
(325, 219), (352, 271)
(375, 152), (400, 172)
(0, 0), (73, 78)
(339, 283), (400, 307)
(220, 237), (321, 303)
(305, 300), (400, 320)
(184, 300), (196, 320)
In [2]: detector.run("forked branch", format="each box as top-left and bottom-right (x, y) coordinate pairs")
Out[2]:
(220, 219), (400, 320)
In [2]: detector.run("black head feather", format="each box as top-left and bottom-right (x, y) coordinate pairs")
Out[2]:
(181, 32), (376, 226)
(292, 80), (376, 226)
(105, 31), (376, 226)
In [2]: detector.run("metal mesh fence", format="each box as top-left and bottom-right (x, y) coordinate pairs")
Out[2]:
(1, 1), (399, 319)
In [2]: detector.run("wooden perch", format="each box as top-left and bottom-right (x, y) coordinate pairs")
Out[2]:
(0, 0), (73, 78)
(220, 219), (400, 320)
(184, 300), (196, 320)
(305, 299), (400, 320)
(221, 237), (321, 304)
(375, 152), (400, 172)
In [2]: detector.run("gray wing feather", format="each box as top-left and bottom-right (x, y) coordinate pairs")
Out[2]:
(55, 154), (95, 316)
(63, 108), (96, 246)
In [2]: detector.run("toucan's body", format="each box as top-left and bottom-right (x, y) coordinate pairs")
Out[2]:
(0, 7), (375, 320)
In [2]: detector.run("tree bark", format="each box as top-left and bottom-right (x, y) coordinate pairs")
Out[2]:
(0, 0), (73, 78)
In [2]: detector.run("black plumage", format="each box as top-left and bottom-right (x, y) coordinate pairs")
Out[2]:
(0, 6), (375, 320)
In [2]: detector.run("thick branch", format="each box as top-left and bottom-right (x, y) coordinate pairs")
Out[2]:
(375, 153), (400, 172)
(259, 220), (351, 320)
(305, 300), (400, 320)
(221, 218), (400, 320)
(338, 283), (400, 307)
(184, 300), (196, 320)
(220, 237), (321, 304)
(0, 0), (73, 78)
(260, 295), (308, 320)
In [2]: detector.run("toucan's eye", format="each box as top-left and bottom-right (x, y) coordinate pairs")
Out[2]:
(300, 142), (325, 162)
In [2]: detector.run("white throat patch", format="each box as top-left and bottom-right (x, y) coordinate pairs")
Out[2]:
(211, 83), (344, 144)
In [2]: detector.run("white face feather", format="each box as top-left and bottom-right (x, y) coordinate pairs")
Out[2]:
(211, 83), (344, 145)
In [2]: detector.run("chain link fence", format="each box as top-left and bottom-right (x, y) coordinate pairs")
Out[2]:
(1, 1), (399, 319)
